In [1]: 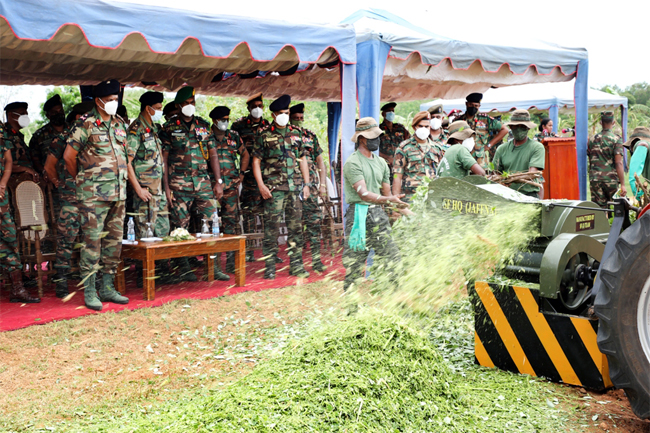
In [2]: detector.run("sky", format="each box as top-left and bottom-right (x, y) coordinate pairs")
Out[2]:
(3, 0), (647, 121)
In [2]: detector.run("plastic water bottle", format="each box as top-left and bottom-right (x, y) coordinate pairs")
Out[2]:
(127, 217), (136, 241)
(212, 210), (220, 237)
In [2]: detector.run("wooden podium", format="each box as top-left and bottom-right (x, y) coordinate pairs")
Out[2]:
(542, 137), (580, 200)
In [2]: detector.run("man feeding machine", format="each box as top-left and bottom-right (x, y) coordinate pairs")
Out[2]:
(425, 176), (649, 419)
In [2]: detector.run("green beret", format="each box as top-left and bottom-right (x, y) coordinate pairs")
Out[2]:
(174, 86), (195, 104)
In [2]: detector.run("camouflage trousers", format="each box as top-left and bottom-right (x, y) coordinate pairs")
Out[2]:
(133, 193), (170, 238)
(301, 195), (322, 261)
(263, 190), (304, 267)
(170, 189), (217, 231)
(0, 193), (20, 272)
(590, 179), (617, 209)
(342, 205), (401, 291)
(78, 199), (125, 277)
(54, 193), (81, 272)
(218, 187), (241, 235)
(241, 185), (263, 233)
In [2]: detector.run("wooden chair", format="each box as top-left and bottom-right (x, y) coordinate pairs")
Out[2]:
(320, 197), (344, 256)
(8, 173), (58, 297)
(242, 214), (264, 256)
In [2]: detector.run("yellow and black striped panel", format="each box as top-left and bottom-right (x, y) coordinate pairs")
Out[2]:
(470, 281), (612, 390)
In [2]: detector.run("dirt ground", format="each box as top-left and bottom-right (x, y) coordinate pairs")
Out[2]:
(567, 387), (650, 432)
(0, 281), (344, 429)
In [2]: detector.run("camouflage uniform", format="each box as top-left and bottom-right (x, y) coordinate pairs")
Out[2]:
(160, 117), (217, 230)
(393, 137), (437, 201)
(4, 126), (34, 171)
(588, 128), (625, 208)
(67, 107), (128, 278)
(127, 113), (170, 238)
(0, 129), (20, 273)
(534, 130), (556, 143)
(231, 116), (269, 234)
(299, 127), (324, 266)
(212, 129), (246, 235)
(30, 122), (63, 218)
(48, 128), (81, 273)
(457, 112), (502, 166)
(379, 120), (410, 172)
(430, 129), (449, 152)
(253, 124), (306, 270)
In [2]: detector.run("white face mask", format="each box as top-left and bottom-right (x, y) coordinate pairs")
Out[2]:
(17, 114), (30, 129)
(415, 127), (430, 141)
(430, 118), (442, 130)
(151, 109), (163, 123)
(462, 137), (475, 152)
(217, 120), (228, 131)
(181, 104), (196, 117)
(275, 113), (289, 127)
(385, 111), (396, 122)
(251, 107), (264, 119)
(100, 99), (118, 116)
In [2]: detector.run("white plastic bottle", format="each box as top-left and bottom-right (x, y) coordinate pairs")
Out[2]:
(212, 210), (220, 237)
(127, 217), (136, 241)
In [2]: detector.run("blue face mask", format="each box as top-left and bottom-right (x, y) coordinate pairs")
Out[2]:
(385, 111), (396, 122)
(151, 109), (163, 123)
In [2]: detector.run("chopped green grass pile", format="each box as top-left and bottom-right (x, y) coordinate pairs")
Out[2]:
(359, 184), (541, 315)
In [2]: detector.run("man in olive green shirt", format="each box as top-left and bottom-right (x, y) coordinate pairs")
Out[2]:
(493, 109), (545, 198)
(342, 117), (410, 292)
(438, 121), (486, 179)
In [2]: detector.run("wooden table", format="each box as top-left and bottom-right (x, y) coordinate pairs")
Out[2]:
(116, 235), (246, 300)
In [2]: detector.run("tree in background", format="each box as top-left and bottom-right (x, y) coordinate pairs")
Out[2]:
(39, 86), (81, 127)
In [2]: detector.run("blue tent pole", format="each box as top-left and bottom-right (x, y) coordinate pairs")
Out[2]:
(355, 39), (391, 122)
(327, 102), (342, 182)
(621, 105), (628, 142)
(340, 61), (357, 214)
(549, 104), (559, 134)
(574, 59), (589, 200)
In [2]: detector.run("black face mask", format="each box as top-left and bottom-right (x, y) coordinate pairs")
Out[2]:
(466, 106), (478, 117)
(51, 112), (66, 127)
(365, 137), (380, 151)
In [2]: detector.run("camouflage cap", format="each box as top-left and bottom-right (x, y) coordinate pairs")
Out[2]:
(625, 126), (650, 149)
(506, 109), (537, 129)
(351, 117), (384, 143)
(601, 111), (615, 121)
(411, 111), (431, 129)
(174, 86), (195, 104)
(448, 120), (475, 141)
(427, 103), (443, 115)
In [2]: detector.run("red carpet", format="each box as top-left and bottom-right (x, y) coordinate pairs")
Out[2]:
(0, 247), (344, 332)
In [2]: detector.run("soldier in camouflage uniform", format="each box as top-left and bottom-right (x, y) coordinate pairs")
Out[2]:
(379, 102), (411, 177)
(64, 80), (129, 310)
(0, 121), (40, 303)
(125, 92), (174, 285)
(427, 104), (449, 152)
(160, 86), (224, 281)
(457, 93), (508, 167)
(210, 106), (249, 274)
(252, 95), (311, 279)
(3, 102), (38, 180)
(44, 102), (94, 297)
(30, 94), (67, 173)
(392, 111), (438, 202)
(587, 111), (627, 208)
(290, 103), (327, 272)
(231, 92), (269, 262)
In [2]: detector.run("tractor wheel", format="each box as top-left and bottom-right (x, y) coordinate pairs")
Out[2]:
(594, 213), (650, 419)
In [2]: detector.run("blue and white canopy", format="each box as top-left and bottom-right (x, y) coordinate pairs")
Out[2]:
(340, 9), (591, 199)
